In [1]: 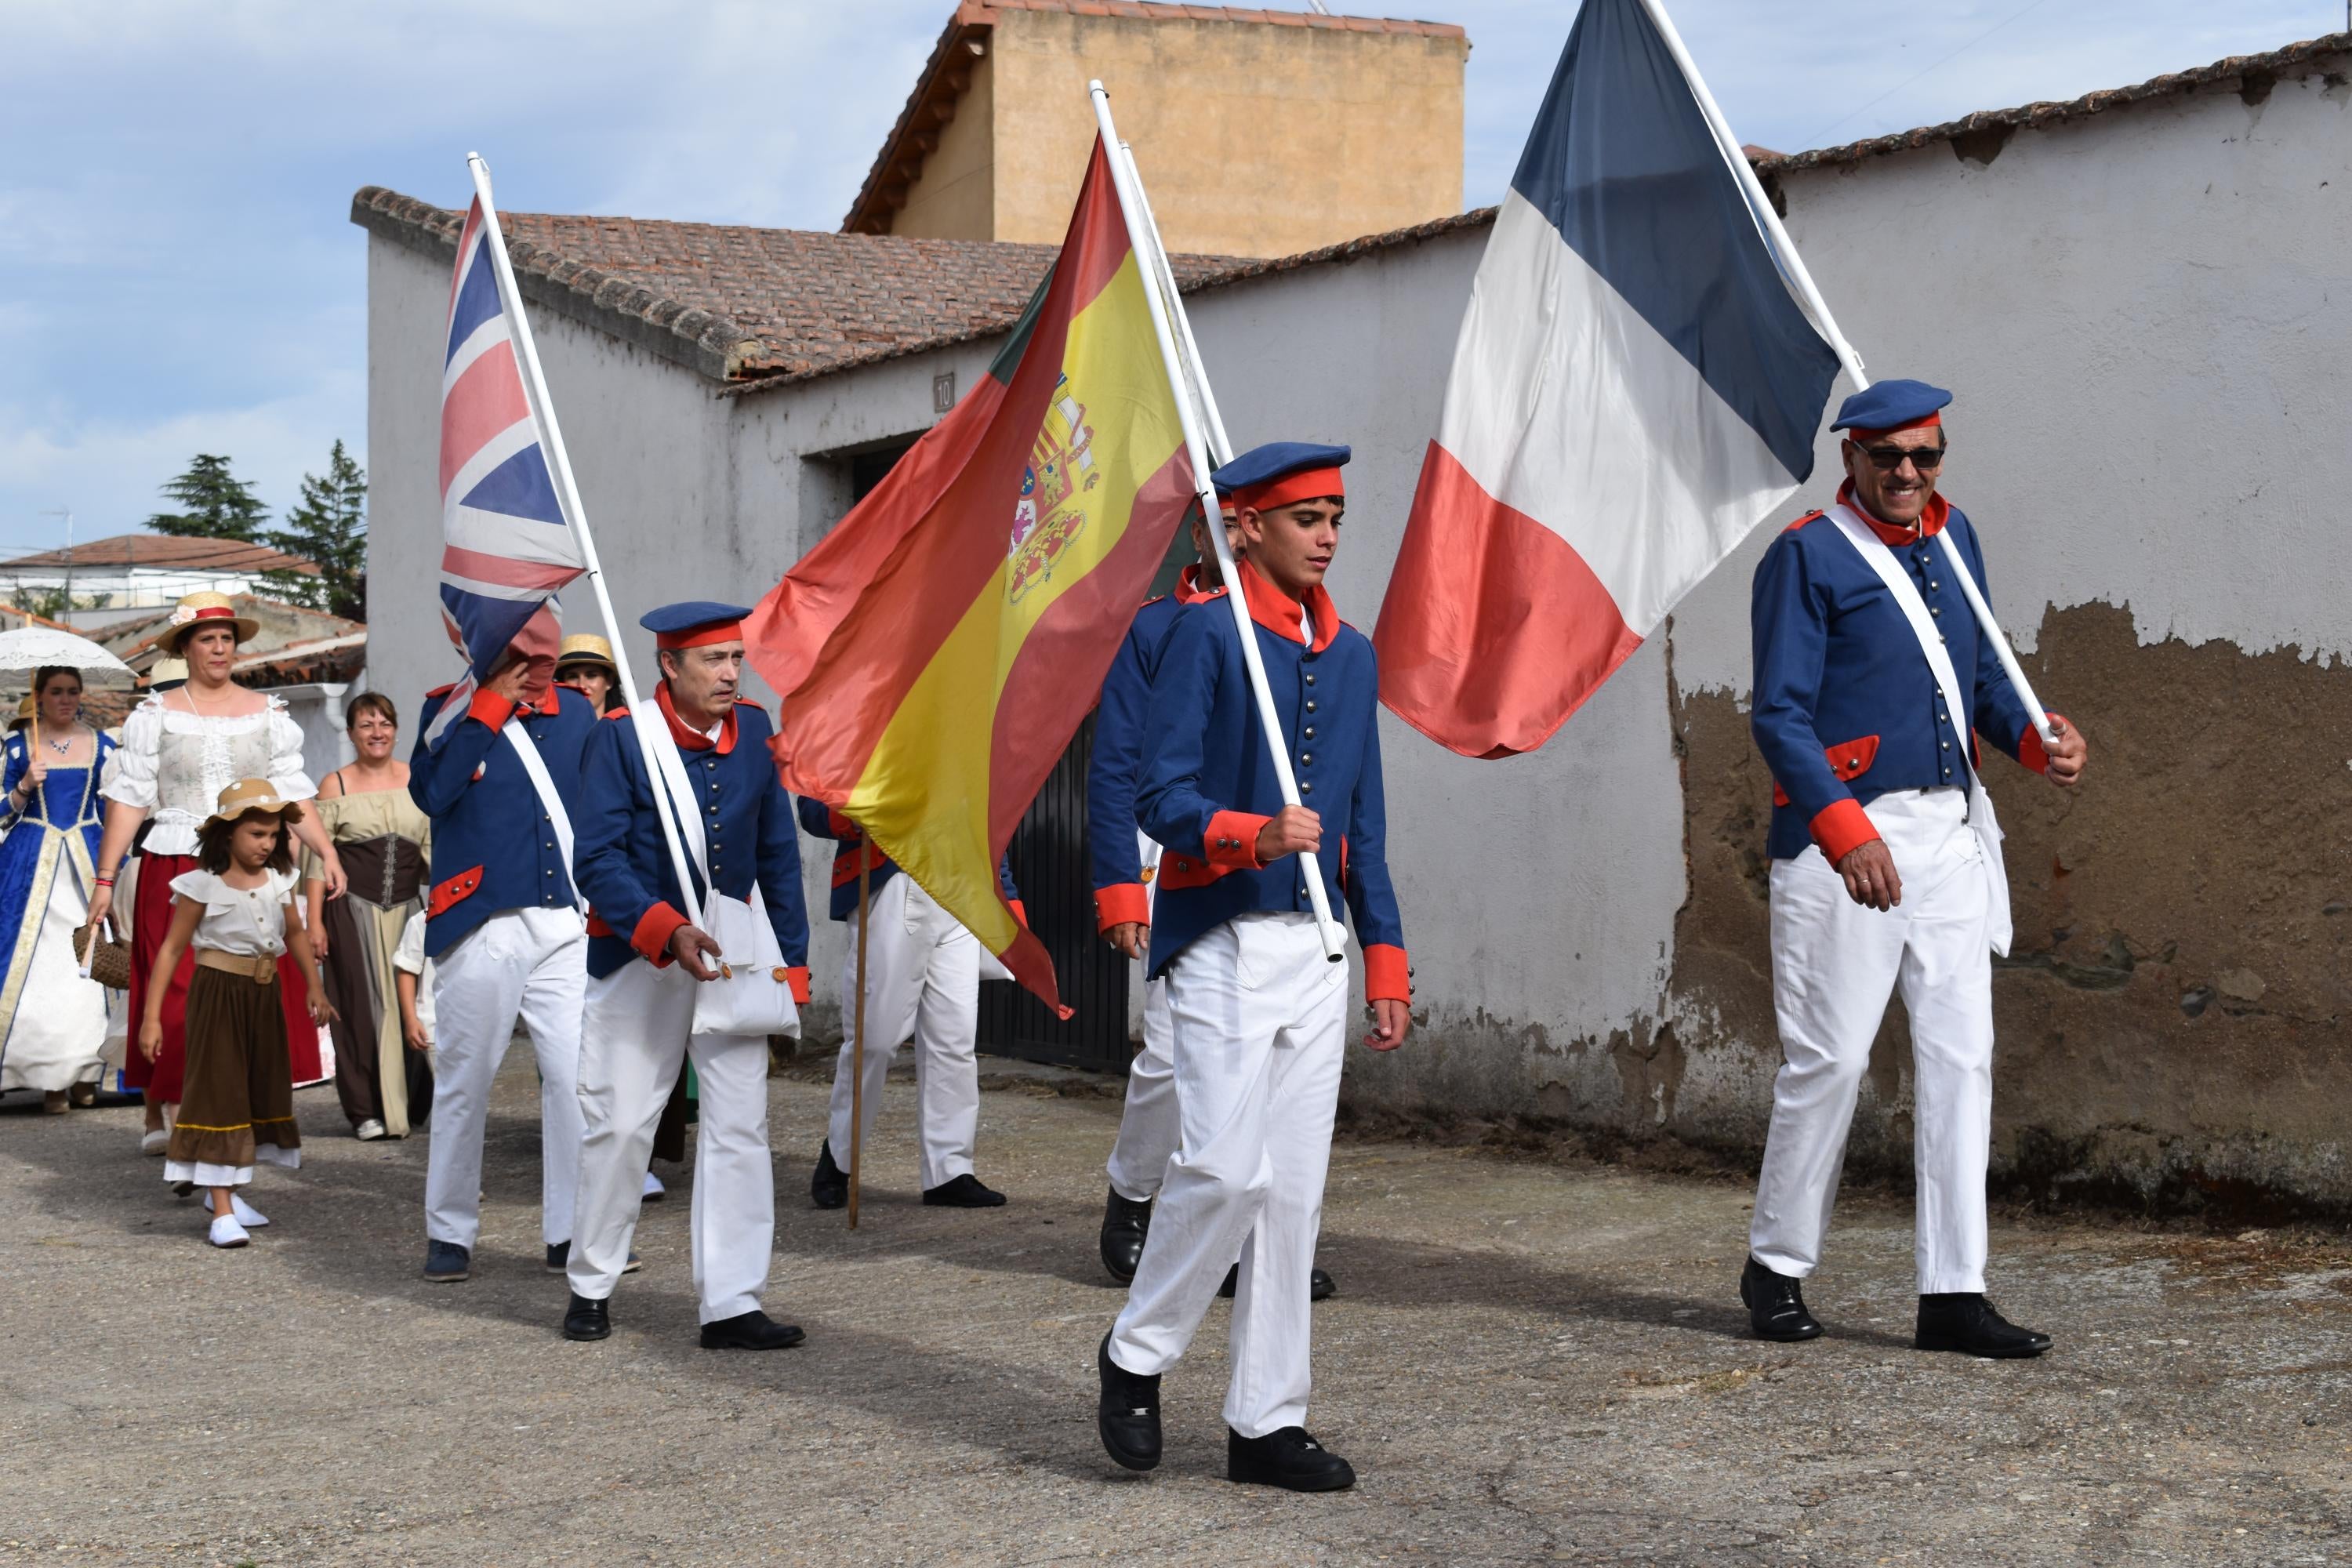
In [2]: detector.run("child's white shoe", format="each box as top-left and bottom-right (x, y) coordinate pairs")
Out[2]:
(140, 1129), (169, 1156)
(207, 1215), (250, 1249)
(229, 1194), (268, 1228)
(642, 1171), (666, 1201)
(355, 1119), (387, 1141)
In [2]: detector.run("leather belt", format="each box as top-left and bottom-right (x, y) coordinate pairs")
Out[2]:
(194, 948), (279, 984)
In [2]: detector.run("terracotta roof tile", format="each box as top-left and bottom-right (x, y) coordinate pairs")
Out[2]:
(351, 187), (1244, 387)
(2, 533), (318, 575)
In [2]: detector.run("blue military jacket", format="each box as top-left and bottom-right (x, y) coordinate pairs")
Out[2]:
(1136, 561), (1408, 1000)
(411, 682), (597, 960)
(574, 688), (811, 986)
(1087, 564), (1224, 931)
(1751, 487), (2054, 863)
(793, 796), (1022, 926)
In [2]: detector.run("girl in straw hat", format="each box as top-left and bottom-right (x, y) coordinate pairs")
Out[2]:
(140, 779), (334, 1248)
(86, 593), (347, 1156)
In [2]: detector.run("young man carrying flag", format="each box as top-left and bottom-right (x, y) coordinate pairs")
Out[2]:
(1096, 443), (1410, 1494)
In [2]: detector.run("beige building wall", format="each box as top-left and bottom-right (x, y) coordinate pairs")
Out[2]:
(891, 49), (999, 242)
(882, 9), (1465, 257)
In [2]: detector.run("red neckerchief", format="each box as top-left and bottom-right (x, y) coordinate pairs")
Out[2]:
(655, 681), (737, 754)
(1237, 560), (1339, 654)
(1838, 479), (1949, 546)
(1174, 563), (1225, 605)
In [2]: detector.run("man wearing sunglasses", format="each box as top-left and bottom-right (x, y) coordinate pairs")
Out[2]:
(1741, 379), (2087, 1359)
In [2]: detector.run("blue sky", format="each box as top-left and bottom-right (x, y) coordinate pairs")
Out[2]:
(0, 0), (2336, 555)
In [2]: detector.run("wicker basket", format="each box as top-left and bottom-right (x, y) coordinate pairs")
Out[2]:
(74, 920), (132, 991)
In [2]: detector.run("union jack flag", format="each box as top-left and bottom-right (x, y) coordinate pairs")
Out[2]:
(425, 191), (585, 744)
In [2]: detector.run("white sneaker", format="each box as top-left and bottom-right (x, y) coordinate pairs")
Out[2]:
(642, 1171), (666, 1201)
(140, 1130), (169, 1156)
(207, 1215), (250, 1249)
(355, 1119), (387, 1141)
(230, 1194), (268, 1228)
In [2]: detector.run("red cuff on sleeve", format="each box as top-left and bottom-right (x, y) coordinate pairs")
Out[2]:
(1094, 883), (1150, 931)
(1809, 798), (1882, 864)
(826, 808), (859, 839)
(786, 966), (811, 1005)
(467, 689), (517, 731)
(630, 902), (691, 965)
(1007, 899), (1029, 930)
(1204, 810), (1272, 869)
(1363, 943), (1411, 1004)
(2017, 713), (2067, 775)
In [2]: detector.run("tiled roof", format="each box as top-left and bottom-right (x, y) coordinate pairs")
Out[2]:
(0, 533), (317, 575)
(351, 186), (1243, 387)
(844, 1), (1470, 235)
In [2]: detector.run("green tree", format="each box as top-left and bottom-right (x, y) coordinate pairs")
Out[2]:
(263, 440), (368, 620)
(148, 453), (268, 541)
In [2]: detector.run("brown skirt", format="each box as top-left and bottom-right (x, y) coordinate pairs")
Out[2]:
(166, 965), (300, 1170)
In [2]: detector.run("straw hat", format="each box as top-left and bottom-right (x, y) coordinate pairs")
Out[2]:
(162, 592), (260, 655)
(147, 656), (190, 692)
(554, 633), (617, 678)
(205, 776), (304, 826)
(8, 694), (32, 731)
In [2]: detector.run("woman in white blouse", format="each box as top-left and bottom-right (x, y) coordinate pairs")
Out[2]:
(85, 594), (347, 1152)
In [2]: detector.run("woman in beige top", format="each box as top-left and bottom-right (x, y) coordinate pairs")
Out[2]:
(304, 692), (431, 1140)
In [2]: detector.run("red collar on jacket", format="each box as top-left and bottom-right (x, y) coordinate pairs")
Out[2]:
(1237, 560), (1338, 654)
(655, 681), (736, 754)
(1174, 562), (1226, 605)
(1838, 480), (1949, 546)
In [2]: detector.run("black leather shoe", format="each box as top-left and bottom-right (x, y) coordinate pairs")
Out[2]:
(1915, 1293), (2052, 1358)
(700, 1309), (805, 1351)
(562, 1293), (610, 1341)
(1227, 1426), (1356, 1491)
(545, 1240), (569, 1272)
(423, 1240), (470, 1283)
(1096, 1332), (1161, 1472)
(1100, 1189), (1151, 1283)
(922, 1173), (1007, 1207)
(810, 1143), (848, 1210)
(1740, 1256), (1823, 1341)
(1218, 1264), (1338, 1301)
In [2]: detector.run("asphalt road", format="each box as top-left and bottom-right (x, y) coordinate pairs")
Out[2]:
(2, 1051), (2349, 1566)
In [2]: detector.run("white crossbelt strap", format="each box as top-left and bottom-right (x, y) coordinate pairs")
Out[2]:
(637, 710), (711, 895)
(504, 722), (586, 913)
(1824, 506), (2013, 956)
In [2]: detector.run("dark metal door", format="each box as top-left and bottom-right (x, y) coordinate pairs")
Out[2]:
(978, 713), (1131, 1073)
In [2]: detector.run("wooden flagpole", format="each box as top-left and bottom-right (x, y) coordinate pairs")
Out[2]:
(848, 847), (871, 1229)
(1629, 0), (2057, 746)
(1087, 82), (1345, 964)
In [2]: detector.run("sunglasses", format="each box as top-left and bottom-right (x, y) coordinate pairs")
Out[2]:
(1854, 441), (1947, 472)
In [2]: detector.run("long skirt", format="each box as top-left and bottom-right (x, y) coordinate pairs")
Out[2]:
(0, 830), (109, 1092)
(125, 851), (321, 1103)
(320, 887), (431, 1135)
(165, 966), (301, 1189)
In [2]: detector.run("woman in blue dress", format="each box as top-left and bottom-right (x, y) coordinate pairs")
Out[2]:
(0, 666), (118, 1111)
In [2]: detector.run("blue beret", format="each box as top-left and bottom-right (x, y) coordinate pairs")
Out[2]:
(1831, 379), (1951, 434)
(640, 600), (752, 639)
(1210, 442), (1351, 505)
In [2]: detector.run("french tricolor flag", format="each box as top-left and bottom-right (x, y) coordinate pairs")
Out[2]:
(1374, 0), (1842, 758)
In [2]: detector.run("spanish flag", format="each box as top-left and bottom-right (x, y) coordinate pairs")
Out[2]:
(745, 137), (1195, 1012)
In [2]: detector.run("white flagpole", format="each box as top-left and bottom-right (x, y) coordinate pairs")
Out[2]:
(1088, 84), (1346, 963)
(465, 154), (707, 928)
(1632, 0), (2058, 749)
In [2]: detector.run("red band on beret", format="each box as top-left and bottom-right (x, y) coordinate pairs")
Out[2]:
(1844, 409), (1941, 444)
(656, 622), (743, 650)
(1233, 467), (1345, 514)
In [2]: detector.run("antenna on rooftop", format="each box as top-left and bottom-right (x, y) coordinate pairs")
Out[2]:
(1304, 0), (1333, 13)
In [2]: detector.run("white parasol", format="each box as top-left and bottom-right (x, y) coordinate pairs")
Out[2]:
(0, 626), (137, 691)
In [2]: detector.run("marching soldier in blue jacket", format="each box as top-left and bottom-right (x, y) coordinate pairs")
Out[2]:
(560, 602), (811, 1350)
(410, 659), (598, 1284)
(1095, 442), (1410, 1494)
(1088, 500), (1338, 1305)
(800, 804), (1022, 1210)
(1741, 380), (2085, 1359)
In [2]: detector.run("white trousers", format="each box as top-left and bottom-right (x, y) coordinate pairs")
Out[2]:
(1110, 913), (1347, 1438)
(424, 906), (586, 1250)
(1751, 788), (1995, 1295)
(826, 874), (982, 1192)
(1105, 975), (1178, 1201)
(568, 959), (772, 1322)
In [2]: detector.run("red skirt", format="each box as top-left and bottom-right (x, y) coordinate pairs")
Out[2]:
(123, 850), (321, 1102)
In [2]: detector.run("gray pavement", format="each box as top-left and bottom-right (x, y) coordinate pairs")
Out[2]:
(2, 1051), (2350, 1566)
